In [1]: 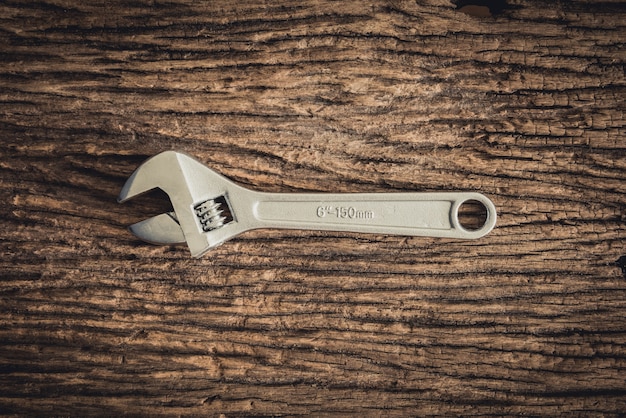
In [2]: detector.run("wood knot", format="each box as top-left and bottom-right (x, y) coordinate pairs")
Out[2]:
(453, 0), (509, 17)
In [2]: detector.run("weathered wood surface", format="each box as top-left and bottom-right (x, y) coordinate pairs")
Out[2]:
(1, 0), (625, 415)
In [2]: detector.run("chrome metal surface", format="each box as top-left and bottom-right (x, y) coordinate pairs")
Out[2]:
(119, 151), (497, 258)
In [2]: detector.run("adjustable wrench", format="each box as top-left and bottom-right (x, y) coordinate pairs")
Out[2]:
(118, 151), (496, 258)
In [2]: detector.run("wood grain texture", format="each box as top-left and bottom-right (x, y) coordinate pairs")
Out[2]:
(1, 0), (625, 415)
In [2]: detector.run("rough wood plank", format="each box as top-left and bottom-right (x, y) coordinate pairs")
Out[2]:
(1, 0), (625, 415)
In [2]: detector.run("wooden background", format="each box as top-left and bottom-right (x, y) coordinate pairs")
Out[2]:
(1, 0), (625, 415)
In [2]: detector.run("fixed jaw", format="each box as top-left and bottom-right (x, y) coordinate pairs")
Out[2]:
(118, 151), (187, 205)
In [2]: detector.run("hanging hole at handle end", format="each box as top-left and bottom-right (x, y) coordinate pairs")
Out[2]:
(452, 195), (496, 238)
(457, 199), (489, 231)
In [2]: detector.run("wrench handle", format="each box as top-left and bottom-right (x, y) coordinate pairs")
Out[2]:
(252, 192), (496, 239)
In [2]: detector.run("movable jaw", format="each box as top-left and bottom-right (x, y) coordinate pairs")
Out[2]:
(118, 151), (248, 257)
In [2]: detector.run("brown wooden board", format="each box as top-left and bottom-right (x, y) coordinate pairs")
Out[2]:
(1, 0), (625, 415)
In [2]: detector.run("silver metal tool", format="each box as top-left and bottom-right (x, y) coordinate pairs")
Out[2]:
(118, 151), (496, 258)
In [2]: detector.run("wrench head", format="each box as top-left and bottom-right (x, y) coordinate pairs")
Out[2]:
(118, 151), (244, 257)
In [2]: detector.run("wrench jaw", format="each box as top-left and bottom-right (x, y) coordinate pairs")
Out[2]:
(128, 212), (186, 245)
(118, 151), (247, 258)
(118, 151), (188, 205)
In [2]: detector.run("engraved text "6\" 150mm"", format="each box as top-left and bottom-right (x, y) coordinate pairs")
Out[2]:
(316, 206), (375, 219)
